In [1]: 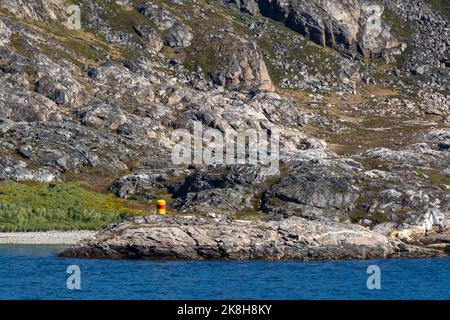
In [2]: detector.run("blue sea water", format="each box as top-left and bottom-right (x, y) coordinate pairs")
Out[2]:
(0, 244), (449, 300)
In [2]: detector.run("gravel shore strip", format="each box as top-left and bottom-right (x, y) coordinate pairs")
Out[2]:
(0, 231), (97, 244)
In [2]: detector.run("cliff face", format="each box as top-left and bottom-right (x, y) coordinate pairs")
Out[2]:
(0, 0), (449, 255)
(255, 0), (398, 59)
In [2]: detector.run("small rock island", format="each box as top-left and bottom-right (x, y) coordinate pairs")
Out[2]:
(61, 215), (450, 260)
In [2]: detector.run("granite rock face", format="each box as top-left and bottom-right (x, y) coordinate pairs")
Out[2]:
(248, 0), (399, 58)
(61, 215), (444, 260)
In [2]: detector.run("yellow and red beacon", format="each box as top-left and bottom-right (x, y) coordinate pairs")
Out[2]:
(156, 199), (166, 215)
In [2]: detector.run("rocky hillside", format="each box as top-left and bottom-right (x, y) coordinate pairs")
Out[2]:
(0, 0), (449, 250)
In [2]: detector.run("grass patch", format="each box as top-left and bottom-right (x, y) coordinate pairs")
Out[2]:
(181, 6), (238, 74)
(415, 168), (450, 186)
(8, 33), (34, 59)
(382, 8), (417, 69)
(0, 181), (151, 232)
(383, 9), (416, 44)
(348, 208), (391, 224)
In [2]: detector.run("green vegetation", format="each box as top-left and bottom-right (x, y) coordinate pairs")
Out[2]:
(181, 5), (238, 75)
(347, 208), (391, 224)
(8, 33), (33, 59)
(383, 9), (416, 44)
(381, 8), (416, 72)
(415, 168), (450, 186)
(0, 182), (151, 232)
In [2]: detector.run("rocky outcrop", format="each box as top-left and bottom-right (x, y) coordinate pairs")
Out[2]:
(79, 102), (128, 131)
(165, 22), (194, 48)
(211, 40), (274, 91)
(420, 229), (450, 253)
(0, 19), (12, 46)
(109, 168), (187, 201)
(0, 0), (64, 21)
(227, 0), (260, 15)
(0, 121), (150, 173)
(133, 25), (164, 52)
(0, 158), (59, 183)
(138, 2), (194, 49)
(252, 0), (399, 59)
(263, 159), (361, 219)
(61, 215), (445, 260)
(170, 165), (269, 214)
(137, 1), (178, 30)
(0, 76), (62, 122)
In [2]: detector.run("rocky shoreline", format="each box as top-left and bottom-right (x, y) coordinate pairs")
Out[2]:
(61, 216), (449, 260)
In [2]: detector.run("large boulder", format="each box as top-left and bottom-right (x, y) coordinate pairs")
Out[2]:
(133, 25), (164, 52)
(78, 102), (128, 131)
(32, 54), (83, 107)
(165, 22), (194, 48)
(211, 40), (274, 91)
(358, 2), (398, 59)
